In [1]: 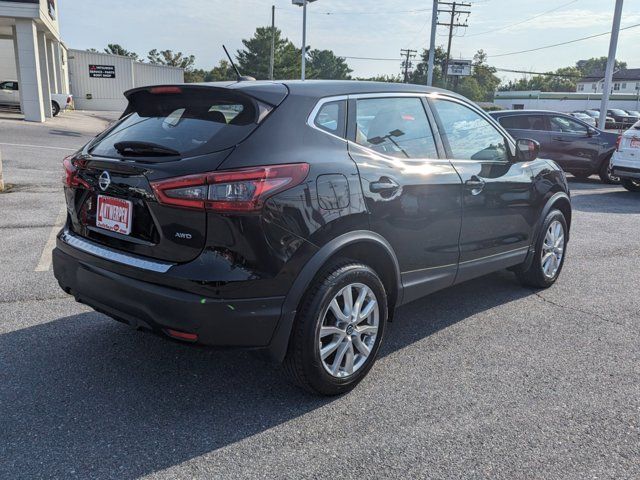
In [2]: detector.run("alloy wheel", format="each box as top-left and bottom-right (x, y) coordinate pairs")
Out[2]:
(541, 220), (565, 279)
(318, 283), (379, 378)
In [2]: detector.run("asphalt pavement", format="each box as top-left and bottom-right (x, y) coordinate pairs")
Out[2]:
(0, 111), (638, 480)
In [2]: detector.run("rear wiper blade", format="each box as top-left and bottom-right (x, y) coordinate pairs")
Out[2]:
(114, 141), (180, 157)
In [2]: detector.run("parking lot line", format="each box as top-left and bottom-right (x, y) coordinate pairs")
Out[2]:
(35, 206), (67, 272)
(0, 142), (77, 152)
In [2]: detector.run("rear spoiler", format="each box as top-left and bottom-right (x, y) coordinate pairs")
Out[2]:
(122, 83), (289, 119)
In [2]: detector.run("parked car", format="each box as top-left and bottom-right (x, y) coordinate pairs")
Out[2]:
(489, 109), (619, 183)
(0, 80), (72, 116)
(53, 81), (572, 395)
(592, 108), (636, 129)
(580, 109), (615, 129)
(570, 111), (596, 127)
(611, 120), (640, 192)
(624, 110), (640, 123)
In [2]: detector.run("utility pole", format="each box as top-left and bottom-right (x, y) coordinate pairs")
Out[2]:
(437, 1), (470, 88)
(293, 0), (318, 81)
(269, 5), (275, 80)
(427, 0), (438, 86)
(401, 49), (417, 83)
(599, 0), (624, 130)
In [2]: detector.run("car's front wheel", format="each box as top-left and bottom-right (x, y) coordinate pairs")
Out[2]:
(52, 101), (60, 117)
(283, 260), (387, 396)
(621, 178), (640, 192)
(516, 209), (568, 288)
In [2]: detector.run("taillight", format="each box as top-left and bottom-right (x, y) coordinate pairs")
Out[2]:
(63, 156), (88, 188)
(150, 86), (182, 95)
(615, 135), (622, 151)
(151, 163), (310, 212)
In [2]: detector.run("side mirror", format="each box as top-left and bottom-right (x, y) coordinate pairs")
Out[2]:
(516, 138), (540, 162)
(587, 127), (597, 137)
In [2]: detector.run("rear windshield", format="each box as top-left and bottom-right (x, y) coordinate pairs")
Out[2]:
(89, 87), (265, 160)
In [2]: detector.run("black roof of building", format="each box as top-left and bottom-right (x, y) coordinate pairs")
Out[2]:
(579, 68), (640, 82)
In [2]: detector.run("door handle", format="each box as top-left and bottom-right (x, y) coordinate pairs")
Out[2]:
(370, 177), (400, 193)
(552, 136), (571, 142)
(465, 176), (485, 195)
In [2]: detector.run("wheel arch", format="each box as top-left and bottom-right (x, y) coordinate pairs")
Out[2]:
(267, 230), (402, 363)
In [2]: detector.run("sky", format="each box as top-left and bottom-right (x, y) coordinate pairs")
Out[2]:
(58, 0), (640, 82)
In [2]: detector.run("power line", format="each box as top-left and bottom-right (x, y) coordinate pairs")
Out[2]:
(466, 0), (578, 37)
(274, 6), (431, 16)
(494, 68), (583, 78)
(489, 23), (640, 58)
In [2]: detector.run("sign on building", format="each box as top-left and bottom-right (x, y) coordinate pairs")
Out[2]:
(447, 59), (472, 77)
(89, 65), (116, 79)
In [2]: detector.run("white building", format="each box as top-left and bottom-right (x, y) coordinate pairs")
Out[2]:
(576, 68), (640, 94)
(68, 49), (184, 112)
(0, 0), (184, 121)
(0, 0), (67, 122)
(494, 90), (640, 113)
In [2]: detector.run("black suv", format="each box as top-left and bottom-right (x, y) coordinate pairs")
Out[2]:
(53, 81), (571, 395)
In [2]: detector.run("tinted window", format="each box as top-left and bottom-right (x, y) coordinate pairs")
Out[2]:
(355, 97), (438, 159)
(498, 114), (547, 131)
(433, 99), (509, 162)
(0, 82), (17, 91)
(549, 116), (588, 134)
(314, 100), (346, 136)
(90, 88), (264, 159)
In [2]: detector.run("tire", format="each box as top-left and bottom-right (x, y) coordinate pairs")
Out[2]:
(283, 259), (388, 396)
(516, 209), (568, 289)
(571, 172), (591, 181)
(598, 156), (619, 184)
(621, 178), (640, 192)
(52, 101), (60, 117)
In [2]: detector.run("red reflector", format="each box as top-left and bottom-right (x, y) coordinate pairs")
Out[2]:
(166, 329), (198, 342)
(63, 156), (89, 188)
(150, 86), (182, 95)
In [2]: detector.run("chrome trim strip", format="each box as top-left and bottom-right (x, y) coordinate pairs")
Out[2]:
(60, 230), (174, 273)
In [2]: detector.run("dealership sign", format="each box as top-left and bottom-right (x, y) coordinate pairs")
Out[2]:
(89, 65), (116, 79)
(447, 60), (472, 77)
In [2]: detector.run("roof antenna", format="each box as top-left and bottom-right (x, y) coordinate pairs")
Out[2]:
(223, 45), (255, 82)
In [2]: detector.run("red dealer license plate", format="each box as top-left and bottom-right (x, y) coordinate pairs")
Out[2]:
(96, 195), (133, 235)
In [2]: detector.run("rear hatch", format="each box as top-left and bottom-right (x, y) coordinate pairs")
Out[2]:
(64, 84), (286, 263)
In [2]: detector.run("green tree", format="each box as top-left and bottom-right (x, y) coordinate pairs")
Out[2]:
(409, 46), (448, 87)
(207, 60), (237, 81)
(306, 49), (352, 80)
(356, 74), (404, 83)
(104, 44), (139, 61)
(236, 27), (301, 79)
(147, 49), (196, 70)
(577, 57), (627, 76)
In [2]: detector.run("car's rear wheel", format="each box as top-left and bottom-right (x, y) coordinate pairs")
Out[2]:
(283, 260), (387, 396)
(516, 209), (568, 289)
(52, 101), (60, 117)
(621, 178), (640, 192)
(599, 156), (619, 184)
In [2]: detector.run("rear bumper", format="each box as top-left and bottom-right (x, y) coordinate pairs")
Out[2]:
(52, 246), (284, 349)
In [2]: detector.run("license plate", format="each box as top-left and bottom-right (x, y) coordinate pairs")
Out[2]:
(631, 137), (640, 148)
(96, 195), (133, 235)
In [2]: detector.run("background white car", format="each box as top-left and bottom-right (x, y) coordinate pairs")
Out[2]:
(611, 120), (640, 192)
(0, 80), (72, 117)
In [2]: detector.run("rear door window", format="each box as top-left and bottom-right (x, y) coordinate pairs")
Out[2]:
(89, 87), (266, 160)
(354, 97), (438, 159)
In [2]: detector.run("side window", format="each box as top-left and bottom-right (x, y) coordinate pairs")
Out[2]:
(0, 82), (11, 90)
(314, 100), (346, 137)
(432, 99), (510, 162)
(549, 116), (588, 134)
(498, 115), (546, 131)
(355, 97), (438, 159)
